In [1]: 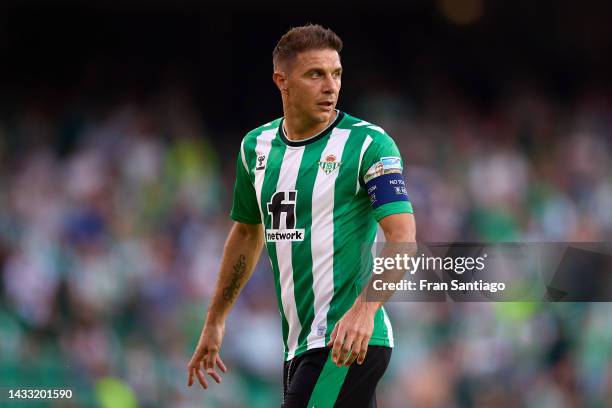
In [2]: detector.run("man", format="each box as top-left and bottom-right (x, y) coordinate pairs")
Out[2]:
(187, 24), (416, 407)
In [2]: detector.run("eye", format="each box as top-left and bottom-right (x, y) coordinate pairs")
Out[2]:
(310, 71), (321, 78)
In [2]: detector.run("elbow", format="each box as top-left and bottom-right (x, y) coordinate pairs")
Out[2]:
(384, 228), (415, 243)
(380, 213), (417, 244)
(385, 228), (417, 257)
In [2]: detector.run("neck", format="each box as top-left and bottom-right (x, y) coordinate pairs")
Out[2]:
(283, 109), (338, 142)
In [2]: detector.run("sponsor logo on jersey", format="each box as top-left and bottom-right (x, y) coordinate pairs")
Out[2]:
(265, 190), (304, 241)
(316, 323), (326, 336)
(266, 229), (304, 242)
(256, 155), (266, 170)
(364, 156), (403, 183)
(318, 154), (342, 175)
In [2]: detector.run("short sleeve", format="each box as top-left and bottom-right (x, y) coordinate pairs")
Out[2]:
(360, 135), (414, 221)
(230, 147), (261, 224)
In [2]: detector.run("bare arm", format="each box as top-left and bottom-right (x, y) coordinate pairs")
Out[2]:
(364, 212), (417, 307)
(327, 213), (416, 367)
(207, 222), (264, 323)
(379, 213), (416, 244)
(187, 221), (264, 389)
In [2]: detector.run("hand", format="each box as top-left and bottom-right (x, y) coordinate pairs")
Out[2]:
(326, 300), (377, 367)
(187, 322), (228, 389)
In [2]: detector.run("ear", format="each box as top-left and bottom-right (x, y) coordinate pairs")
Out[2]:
(272, 71), (288, 93)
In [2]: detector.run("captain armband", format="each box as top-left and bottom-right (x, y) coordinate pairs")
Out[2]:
(364, 157), (410, 209)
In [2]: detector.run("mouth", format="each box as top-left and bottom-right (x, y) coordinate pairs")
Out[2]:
(317, 101), (334, 110)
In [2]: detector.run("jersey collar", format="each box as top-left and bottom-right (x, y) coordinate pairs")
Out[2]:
(279, 110), (345, 147)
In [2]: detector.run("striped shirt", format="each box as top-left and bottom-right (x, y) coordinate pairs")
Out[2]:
(231, 110), (413, 360)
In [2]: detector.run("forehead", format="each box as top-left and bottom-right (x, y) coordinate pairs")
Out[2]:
(293, 48), (341, 71)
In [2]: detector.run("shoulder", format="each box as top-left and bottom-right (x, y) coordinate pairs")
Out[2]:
(238, 117), (282, 166)
(242, 117), (283, 146)
(340, 112), (397, 148)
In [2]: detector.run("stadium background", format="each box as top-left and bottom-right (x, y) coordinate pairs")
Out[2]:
(1, 0), (612, 406)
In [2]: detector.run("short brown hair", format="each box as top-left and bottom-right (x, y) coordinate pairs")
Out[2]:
(273, 24), (343, 70)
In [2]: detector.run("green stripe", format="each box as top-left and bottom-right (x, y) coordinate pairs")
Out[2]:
(293, 141), (328, 350)
(242, 134), (259, 180)
(324, 126), (395, 347)
(326, 130), (367, 341)
(259, 134), (290, 357)
(307, 353), (349, 408)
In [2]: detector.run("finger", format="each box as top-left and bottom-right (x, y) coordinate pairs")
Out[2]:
(331, 329), (347, 365)
(203, 352), (222, 383)
(205, 350), (217, 371)
(340, 334), (356, 366)
(187, 356), (199, 386)
(357, 337), (370, 365)
(207, 369), (222, 384)
(327, 324), (339, 347)
(346, 336), (367, 366)
(216, 355), (227, 373)
(343, 339), (360, 366)
(344, 350), (359, 366)
(188, 367), (194, 386)
(196, 367), (209, 389)
(205, 355), (221, 384)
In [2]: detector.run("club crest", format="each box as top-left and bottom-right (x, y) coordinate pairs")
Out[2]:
(318, 154), (341, 174)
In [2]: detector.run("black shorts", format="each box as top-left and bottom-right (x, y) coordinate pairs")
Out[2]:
(282, 346), (392, 408)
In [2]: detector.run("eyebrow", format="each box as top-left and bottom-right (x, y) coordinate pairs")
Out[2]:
(304, 67), (343, 74)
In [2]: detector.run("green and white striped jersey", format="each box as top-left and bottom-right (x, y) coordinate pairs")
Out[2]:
(231, 111), (413, 361)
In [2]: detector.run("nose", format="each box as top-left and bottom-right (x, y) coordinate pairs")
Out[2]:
(322, 73), (339, 94)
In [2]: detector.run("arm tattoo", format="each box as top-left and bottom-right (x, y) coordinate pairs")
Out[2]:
(222, 254), (247, 302)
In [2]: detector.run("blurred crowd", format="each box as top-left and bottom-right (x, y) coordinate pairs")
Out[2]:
(0, 79), (611, 407)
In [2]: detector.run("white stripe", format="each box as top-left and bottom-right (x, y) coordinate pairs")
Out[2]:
(367, 125), (385, 134)
(240, 139), (249, 174)
(382, 306), (394, 347)
(253, 129), (276, 222)
(275, 147), (305, 359)
(307, 128), (352, 350)
(356, 135), (373, 194)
